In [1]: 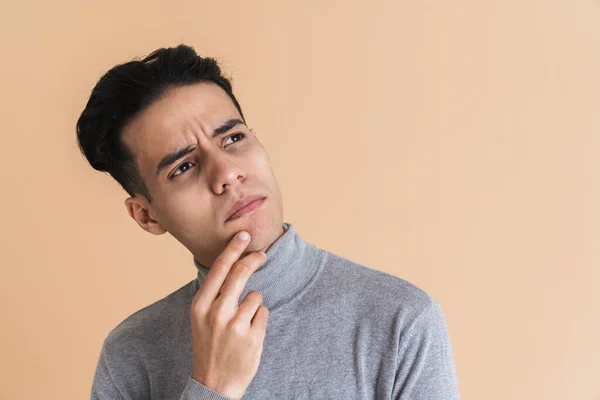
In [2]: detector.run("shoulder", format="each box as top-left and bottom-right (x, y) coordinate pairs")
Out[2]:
(319, 250), (436, 320)
(102, 279), (196, 353)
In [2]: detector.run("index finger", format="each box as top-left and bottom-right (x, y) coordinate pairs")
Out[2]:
(194, 231), (252, 306)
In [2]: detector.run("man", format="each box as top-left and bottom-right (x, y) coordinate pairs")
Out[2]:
(78, 44), (459, 399)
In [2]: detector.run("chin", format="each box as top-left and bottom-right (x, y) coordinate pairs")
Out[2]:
(229, 214), (281, 251)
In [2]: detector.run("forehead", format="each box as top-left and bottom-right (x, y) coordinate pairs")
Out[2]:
(122, 82), (241, 172)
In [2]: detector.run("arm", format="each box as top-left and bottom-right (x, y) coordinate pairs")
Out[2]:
(90, 341), (232, 400)
(393, 299), (459, 399)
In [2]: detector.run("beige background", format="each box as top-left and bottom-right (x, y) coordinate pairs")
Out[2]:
(1, 0), (599, 399)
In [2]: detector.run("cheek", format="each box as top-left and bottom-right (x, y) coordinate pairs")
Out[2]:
(250, 153), (281, 200)
(247, 148), (275, 176)
(158, 192), (210, 229)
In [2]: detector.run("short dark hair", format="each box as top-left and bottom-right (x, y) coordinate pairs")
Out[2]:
(76, 44), (245, 203)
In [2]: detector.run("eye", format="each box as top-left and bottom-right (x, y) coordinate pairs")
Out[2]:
(169, 133), (246, 180)
(170, 161), (194, 178)
(223, 132), (246, 147)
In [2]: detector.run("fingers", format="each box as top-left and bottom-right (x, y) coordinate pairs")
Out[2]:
(217, 250), (267, 310)
(250, 305), (269, 337)
(235, 290), (263, 326)
(194, 231), (252, 307)
(189, 231), (270, 400)
(235, 290), (269, 338)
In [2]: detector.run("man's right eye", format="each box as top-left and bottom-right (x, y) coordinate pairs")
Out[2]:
(171, 161), (194, 178)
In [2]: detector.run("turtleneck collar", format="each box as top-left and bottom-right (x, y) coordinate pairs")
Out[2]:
(193, 222), (323, 312)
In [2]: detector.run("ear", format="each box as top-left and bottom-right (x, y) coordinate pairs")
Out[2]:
(124, 196), (167, 235)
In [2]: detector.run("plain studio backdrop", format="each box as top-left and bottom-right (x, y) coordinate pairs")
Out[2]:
(0, 1), (598, 399)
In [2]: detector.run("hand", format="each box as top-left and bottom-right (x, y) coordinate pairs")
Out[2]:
(190, 231), (269, 400)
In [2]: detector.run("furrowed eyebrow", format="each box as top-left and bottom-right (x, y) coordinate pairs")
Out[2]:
(155, 144), (196, 177)
(155, 118), (247, 176)
(213, 118), (245, 136)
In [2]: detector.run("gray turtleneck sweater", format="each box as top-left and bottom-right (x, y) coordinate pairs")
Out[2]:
(91, 223), (459, 399)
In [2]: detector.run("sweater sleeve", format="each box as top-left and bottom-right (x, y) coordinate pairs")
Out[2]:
(392, 299), (460, 399)
(90, 345), (125, 400)
(178, 377), (234, 400)
(90, 339), (232, 400)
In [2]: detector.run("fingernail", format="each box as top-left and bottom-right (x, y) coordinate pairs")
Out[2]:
(239, 231), (250, 240)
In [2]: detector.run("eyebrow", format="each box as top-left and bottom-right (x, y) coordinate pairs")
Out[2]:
(155, 118), (246, 177)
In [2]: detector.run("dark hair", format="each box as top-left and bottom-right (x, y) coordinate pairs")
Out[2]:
(76, 44), (245, 203)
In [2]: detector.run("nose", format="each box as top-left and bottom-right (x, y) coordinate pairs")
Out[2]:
(204, 146), (246, 194)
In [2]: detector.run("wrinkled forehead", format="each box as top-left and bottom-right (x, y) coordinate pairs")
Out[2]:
(121, 82), (241, 175)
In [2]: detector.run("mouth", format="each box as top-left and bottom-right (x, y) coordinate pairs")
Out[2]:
(225, 196), (266, 223)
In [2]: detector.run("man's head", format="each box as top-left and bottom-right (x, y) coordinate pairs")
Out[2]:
(76, 44), (284, 266)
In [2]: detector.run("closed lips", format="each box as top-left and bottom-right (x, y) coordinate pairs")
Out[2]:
(226, 195), (265, 222)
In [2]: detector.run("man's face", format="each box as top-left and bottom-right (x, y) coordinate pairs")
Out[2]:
(121, 82), (284, 267)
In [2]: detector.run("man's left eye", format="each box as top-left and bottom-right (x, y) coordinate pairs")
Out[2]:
(223, 133), (246, 146)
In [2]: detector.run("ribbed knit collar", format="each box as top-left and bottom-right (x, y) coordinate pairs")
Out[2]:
(193, 222), (322, 312)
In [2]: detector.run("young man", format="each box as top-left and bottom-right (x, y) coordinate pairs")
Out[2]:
(78, 44), (459, 400)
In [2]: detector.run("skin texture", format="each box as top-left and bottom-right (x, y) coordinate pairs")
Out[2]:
(121, 82), (285, 267)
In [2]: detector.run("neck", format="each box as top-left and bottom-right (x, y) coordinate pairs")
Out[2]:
(193, 222), (323, 311)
